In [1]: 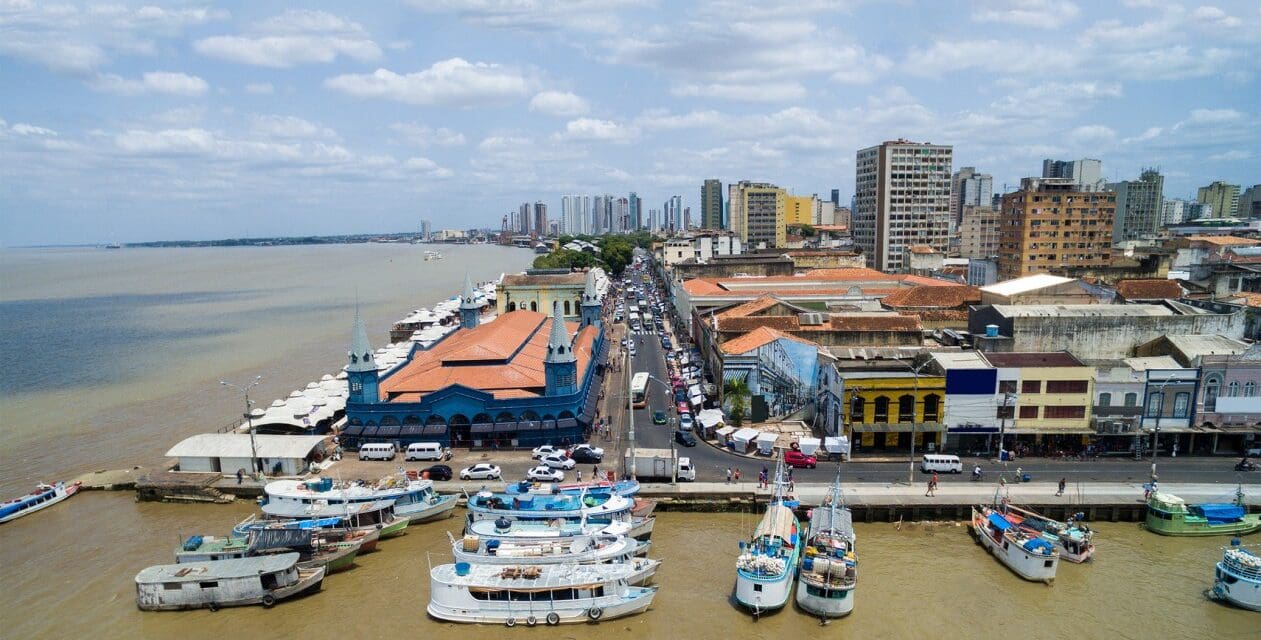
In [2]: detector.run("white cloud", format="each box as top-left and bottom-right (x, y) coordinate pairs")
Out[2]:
(92, 71), (209, 96)
(1069, 125), (1117, 144)
(556, 118), (635, 143)
(1187, 108), (1243, 124)
(114, 128), (218, 155)
(1191, 6), (1242, 28)
(1123, 126), (1163, 143)
(325, 58), (533, 106)
(389, 123), (467, 146)
(11, 122), (58, 137)
(404, 156), (454, 177)
(1208, 149), (1250, 162)
(250, 115), (338, 140)
(633, 109), (728, 130)
(972, 0), (1080, 28)
(245, 83), (275, 95)
(413, 0), (649, 34)
(194, 10), (381, 68)
(529, 91), (590, 116)
(904, 39), (1067, 76)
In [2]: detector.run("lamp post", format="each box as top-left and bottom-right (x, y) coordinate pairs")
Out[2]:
(221, 375), (263, 478)
(1149, 373), (1178, 482)
(902, 359), (934, 485)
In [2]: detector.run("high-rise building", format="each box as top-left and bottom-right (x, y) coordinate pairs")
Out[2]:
(614, 197), (629, 234)
(701, 179), (723, 229)
(1161, 198), (1188, 226)
(957, 205), (1001, 259)
(1198, 181), (1241, 219)
(419, 219), (431, 240)
(854, 139), (953, 272)
(997, 177), (1114, 280)
(533, 201), (548, 237)
(950, 167), (993, 224)
(518, 202), (531, 235)
(683, 207), (692, 230)
(728, 180), (786, 248)
(1107, 168), (1163, 242)
(830, 189), (840, 205)
(1241, 184), (1261, 219)
(784, 194), (816, 226)
(628, 192), (642, 231)
(647, 208), (660, 232)
(1042, 158), (1104, 191)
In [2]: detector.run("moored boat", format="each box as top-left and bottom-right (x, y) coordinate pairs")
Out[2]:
(1211, 541), (1261, 612)
(796, 473), (856, 618)
(263, 476), (456, 525)
(505, 479), (641, 499)
(261, 497), (409, 539)
(176, 529), (361, 574)
(452, 532), (658, 585)
(999, 503), (1095, 563)
(427, 562), (657, 626)
(735, 457), (802, 617)
(972, 504), (1059, 583)
(1145, 489), (1261, 537)
(466, 491), (652, 540)
(464, 517), (648, 554)
(135, 552), (324, 611)
(1, 481), (81, 524)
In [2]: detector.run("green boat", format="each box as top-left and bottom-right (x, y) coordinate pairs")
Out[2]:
(1145, 489), (1261, 537)
(174, 530), (361, 573)
(377, 515), (409, 539)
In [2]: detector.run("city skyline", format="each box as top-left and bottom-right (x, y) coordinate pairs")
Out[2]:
(1, 1), (1259, 245)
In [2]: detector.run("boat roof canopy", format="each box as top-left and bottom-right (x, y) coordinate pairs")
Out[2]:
(754, 504), (796, 542)
(136, 552), (299, 582)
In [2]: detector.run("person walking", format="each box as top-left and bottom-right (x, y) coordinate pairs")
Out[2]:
(726, 467), (732, 483)
(1056, 477), (1066, 497)
(576, 469), (582, 483)
(734, 468), (741, 484)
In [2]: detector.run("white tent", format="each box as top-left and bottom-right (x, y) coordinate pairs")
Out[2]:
(797, 437), (821, 456)
(715, 425), (737, 444)
(732, 427), (759, 453)
(824, 436), (851, 459)
(755, 431), (778, 455)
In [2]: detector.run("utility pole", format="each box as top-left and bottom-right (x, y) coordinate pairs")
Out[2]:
(626, 318), (636, 480)
(998, 391), (1014, 461)
(221, 376), (264, 479)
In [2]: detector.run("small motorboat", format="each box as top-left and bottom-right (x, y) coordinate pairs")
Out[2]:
(1, 481), (81, 524)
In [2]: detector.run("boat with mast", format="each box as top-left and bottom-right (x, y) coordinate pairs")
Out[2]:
(734, 454), (802, 618)
(1145, 486), (1261, 537)
(972, 499), (1059, 583)
(1211, 540), (1261, 611)
(466, 490), (653, 540)
(796, 469), (857, 618)
(262, 475), (456, 525)
(998, 502), (1095, 563)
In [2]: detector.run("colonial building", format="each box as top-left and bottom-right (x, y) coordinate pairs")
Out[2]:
(842, 367), (947, 453)
(342, 274), (606, 449)
(496, 268), (608, 319)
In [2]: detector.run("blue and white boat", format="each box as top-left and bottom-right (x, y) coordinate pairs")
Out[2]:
(796, 471), (856, 618)
(1212, 540), (1261, 612)
(231, 515), (347, 538)
(262, 476), (456, 524)
(464, 517), (648, 553)
(505, 479), (640, 498)
(734, 457), (802, 617)
(1, 481), (80, 524)
(466, 491), (654, 540)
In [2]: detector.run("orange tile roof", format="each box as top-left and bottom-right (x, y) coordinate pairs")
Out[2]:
(1188, 235), (1261, 247)
(882, 285), (981, 309)
(1115, 279), (1183, 301)
(720, 327), (820, 354)
(501, 272), (587, 287)
(1230, 292), (1261, 308)
(829, 314), (921, 331)
(681, 269), (961, 298)
(908, 244), (938, 254)
(716, 295), (788, 318)
(718, 314), (922, 333)
(380, 310), (596, 400)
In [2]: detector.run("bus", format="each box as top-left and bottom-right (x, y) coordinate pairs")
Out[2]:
(631, 372), (649, 408)
(628, 312), (641, 331)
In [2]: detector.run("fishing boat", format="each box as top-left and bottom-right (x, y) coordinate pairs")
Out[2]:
(505, 479), (641, 498)
(464, 518), (648, 555)
(175, 529), (361, 574)
(972, 504), (1059, 583)
(1, 481), (81, 524)
(427, 562), (657, 626)
(424, 250), (443, 261)
(135, 552), (324, 611)
(1211, 541), (1261, 611)
(261, 497), (409, 539)
(796, 473), (856, 618)
(452, 532), (658, 585)
(262, 476), (456, 525)
(466, 491), (653, 540)
(1145, 488), (1261, 537)
(999, 503), (1095, 563)
(734, 457), (802, 617)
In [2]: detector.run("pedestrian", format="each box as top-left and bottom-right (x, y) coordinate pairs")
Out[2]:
(726, 467), (732, 483)
(236, 468), (244, 484)
(577, 469), (582, 482)
(925, 478), (935, 497)
(932, 471), (939, 492)
(734, 468), (741, 483)
(593, 465), (599, 479)
(1015, 466), (1023, 483)
(1057, 477), (1066, 497)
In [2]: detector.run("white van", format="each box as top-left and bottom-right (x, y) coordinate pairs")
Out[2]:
(404, 442), (447, 461)
(358, 442), (397, 461)
(676, 457), (697, 482)
(919, 454), (963, 474)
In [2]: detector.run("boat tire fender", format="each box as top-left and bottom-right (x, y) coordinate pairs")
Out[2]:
(546, 612), (560, 625)
(505, 617), (516, 627)
(208, 602), (219, 612)
(526, 616), (537, 627)
(588, 606), (603, 621)
(261, 593), (276, 608)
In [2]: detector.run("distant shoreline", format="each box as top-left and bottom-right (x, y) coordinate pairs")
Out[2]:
(11, 231), (514, 249)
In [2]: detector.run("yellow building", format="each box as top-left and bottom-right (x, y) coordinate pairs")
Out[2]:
(982, 352), (1094, 440)
(729, 181), (786, 248)
(497, 269), (606, 319)
(842, 371), (947, 451)
(785, 194), (817, 226)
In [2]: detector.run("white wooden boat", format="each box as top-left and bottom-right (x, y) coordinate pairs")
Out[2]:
(1212, 542), (1261, 611)
(466, 491), (653, 540)
(1, 481), (80, 524)
(972, 505), (1059, 583)
(263, 477), (455, 525)
(428, 562), (656, 626)
(464, 518), (647, 555)
(1000, 503), (1095, 563)
(735, 457), (801, 617)
(452, 533), (658, 585)
(796, 475), (856, 618)
(135, 552), (324, 611)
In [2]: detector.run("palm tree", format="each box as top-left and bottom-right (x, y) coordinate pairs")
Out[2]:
(724, 378), (751, 427)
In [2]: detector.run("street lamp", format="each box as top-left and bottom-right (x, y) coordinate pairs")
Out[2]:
(1148, 373), (1179, 481)
(221, 375), (263, 479)
(900, 359), (935, 485)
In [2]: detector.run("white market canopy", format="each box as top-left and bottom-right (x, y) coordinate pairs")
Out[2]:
(166, 434), (327, 460)
(797, 437), (821, 456)
(732, 428), (760, 445)
(698, 409), (726, 429)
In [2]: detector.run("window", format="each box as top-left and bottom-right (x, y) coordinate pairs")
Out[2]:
(350, 380), (362, 392)
(997, 406), (1014, 419)
(198, 581), (219, 589)
(1146, 392), (1164, 417)
(1228, 381), (1240, 397)
(1247, 382), (1257, 397)
(1098, 392), (1112, 407)
(873, 396), (889, 423)
(1022, 380), (1042, 394)
(1044, 406), (1086, 419)
(1124, 392), (1138, 407)
(1047, 380), (1089, 393)
(1019, 406), (1039, 419)
(898, 395), (915, 423)
(999, 380), (1017, 394)
(1205, 376), (1220, 411)
(850, 397), (865, 423)
(1173, 393), (1190, 418)
(163, 583), (182, 591)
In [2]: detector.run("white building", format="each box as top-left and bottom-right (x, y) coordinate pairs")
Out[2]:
(661, 232), (745, 265)
(854, 139), (953, 272)
(165, 434), (328, 476)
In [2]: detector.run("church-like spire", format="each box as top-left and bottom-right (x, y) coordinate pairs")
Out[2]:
(582, 269), (600, 304)
(545, 301), (576, 364)
(459, 273), (480, 329)
(347, 308), (375, 373)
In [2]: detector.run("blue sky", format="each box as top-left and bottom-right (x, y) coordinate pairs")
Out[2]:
(1, 0), (1258, 245)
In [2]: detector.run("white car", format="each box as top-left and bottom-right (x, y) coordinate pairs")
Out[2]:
(531, 445), (562, 459)
(571, 443), (605, 458)
(679, 413), (695, 432)
(527, 466), (565, 482)
(459, 463), (502, 480)
(540, 454), (577, 470)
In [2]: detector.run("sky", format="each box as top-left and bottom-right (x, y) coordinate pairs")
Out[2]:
(1, 0), (1259, 246)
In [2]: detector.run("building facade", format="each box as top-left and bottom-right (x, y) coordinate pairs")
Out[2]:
(1108, 168), (1164, 243)
(982, 352), (1095, 446)
(785, 194), (816, 226)
(496, 269), (607, 319)
(842, 370), (947, 453)
(997, 177), (1115, 280)
(728, 181), (786, 249)
(1198, 181), (1241, 219)
(958, 205), (1000, 259)
(1042, 158), (1104, 191)
(854, 139), (953, 272)
(702, 179), (723, 229)
(950, 166), (993, 224)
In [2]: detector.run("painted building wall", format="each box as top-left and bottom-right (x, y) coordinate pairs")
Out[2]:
(497, 283), (585, 318)
(943, 368), (998, 433)
(1008, 365), (1095, 432)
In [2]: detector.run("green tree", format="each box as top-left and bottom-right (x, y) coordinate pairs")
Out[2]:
(724, 378), (751, 427)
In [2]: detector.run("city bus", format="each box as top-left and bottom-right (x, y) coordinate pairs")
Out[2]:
(628, 311), (641, 331)
(631, 372), (649, 408)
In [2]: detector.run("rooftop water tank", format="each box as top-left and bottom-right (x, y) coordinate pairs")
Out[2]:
(985, 324), (999, 338)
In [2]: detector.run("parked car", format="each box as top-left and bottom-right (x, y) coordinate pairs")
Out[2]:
(675, 429), (697, 447)
(540, 453), (577, 470)
(784, 450), (818, 469)
(652, 410), (668, 425)
(570, 448), (603, 464)
(661, 337), (672, 349)
(571, 443), (605, 458)
(460, 463), (502, 480)
(422, 464), (453, 481)
(678, 413), (695, 432)
(531, 445), (562, 460)
(526, 466), (565, 482)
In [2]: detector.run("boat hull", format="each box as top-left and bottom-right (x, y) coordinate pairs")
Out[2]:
(427, 587), (656, 625)
(1145, 515), (1261, 537)
(377, 518), (409, 539)
(735, 573), (794, 613)
(137, 567), (325, 611)
(0, 482), (80, 524)
(795, 580), (854, 618)
(972, 508), (1058, 584)
(399, 495), (458, 524)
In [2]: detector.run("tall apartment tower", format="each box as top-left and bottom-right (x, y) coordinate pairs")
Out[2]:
(518, 202), (532, 235)
(628, 192), (642, 231)
(1107, 168), (1164, 243)
(1198, 181), (1241, 219)
(1042, 158), (1104, 191)
(701, 179), (723, 229)
(830, 189), (840, 205)
(853, 139), (953, 272)
(728, 181), (786, 248)
(958, 205), (1001, 259)
(532, 201), (548, 237)
(950, 166), (993, 224)
(997, 177), (1115, 280)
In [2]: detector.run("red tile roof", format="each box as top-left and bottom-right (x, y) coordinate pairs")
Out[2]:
(881, 285), (981, 309)
(720, 327), (820, 354)
(380, 310), (596, 400)
(1115, 279), (1183, 301)
(908, 244), (938, 254)
(716, 295), (785, 318)
(1187, 235), (1261, 247)
(682, 268), (961, 298)
(1230, 292), (1261, 308)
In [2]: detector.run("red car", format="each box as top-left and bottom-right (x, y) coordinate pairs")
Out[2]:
(784, 450), (817, 469)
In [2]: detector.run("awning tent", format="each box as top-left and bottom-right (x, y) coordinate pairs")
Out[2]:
(755, 431), (778, 455)
(797, 437), (821, 456)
